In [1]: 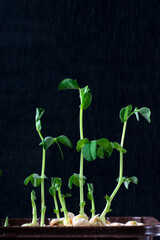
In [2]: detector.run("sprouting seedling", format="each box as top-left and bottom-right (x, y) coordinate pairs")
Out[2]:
(49, 177), (60, 219)
(59, 79), (114, 216)
(58, 79), (91, 216)
(87, 183), (95, 218)
(100, 105), (151, 221)
(22, 190), (38, 227)
(4, 217), (9, 227)
(54, 177), (71, 226)
(24, 108), (72, 227)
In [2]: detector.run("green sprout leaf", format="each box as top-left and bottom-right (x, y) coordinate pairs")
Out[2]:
(87, 183), (94, 201)
(116, 176), (127, 183)
(24, 173), (47, 187)
(0, 169), (2, 176)
(97, 147), (105, 159)
(62, 193), (72, 198)
(138, 107), (151, 123)
(58, 79), (80, 90)
(35, 108), (45, 132)
(4, 217), (9, 227)
(117, 176), (138, 189)
(104, 194), (110, 202)
(113, 142), (127, 153)
(96, 138), (113, 157)
(134, 107), (139, 121)
(54, 177), (62, 190)
(119, 105), (132, 123)
(82, 141), (97, 161)
(49, 177), (57, 196)
(35, 108), (45, 122)
(39, 136), (56, 150)
(56, 135), (73, 148)
(128, 176), (138, 184)
(124, 179), (130, 189)
(80, 86), (92, 110)
(76, 138), (89, 152)
(68, 173), (86, 189)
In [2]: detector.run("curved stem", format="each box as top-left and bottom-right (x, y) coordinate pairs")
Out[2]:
(100, 121), (127, 220)
(40, 148), (46, 226)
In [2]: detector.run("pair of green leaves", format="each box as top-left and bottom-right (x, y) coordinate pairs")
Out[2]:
(39, 135), (72, 155)
(117, 176), (138, 189)
(58, 79), (92, 110)
(24, 173), (48, 187)
(120, 105), (151, 123)
(76, 138), (113, 161)
(76, 138), (126, 162)
(68, 173), (86, 189)
(49, 177), (62, 196)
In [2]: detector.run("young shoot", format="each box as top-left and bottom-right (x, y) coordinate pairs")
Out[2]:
(87, 183), (95, 218)
(100, 105), (151, 221)
(49, 177), (60, 219)
(59, 79), (114, 217)
(59, 79), (92, 216)
(24, 108), (72, 226)
(22, 190), (38, 227)
(54, 177), (71, 226)
(4, 217), (9, 227)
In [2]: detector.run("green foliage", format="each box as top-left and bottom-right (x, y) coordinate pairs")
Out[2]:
(0, 169), (2, 177)
(24, 173), (47, 187)
(4, 217), (9, 227)
(119, 105), (151, 123)
(54, 177), (62, 190)
(135, 107), (151, 123)
(39, 135), (72, 151)
(68, 173), (86, 189)
(80, 86), (92, 110)
(35, 108), (45, 132)
(116, 176), (138, 189)
(87, 183), (94, 201)
(49, 177), (57, 196)
(104, 194), (110, 202)
(62, 193), (72, 199)
(112, 142), (127, 153)
(82, 141), (97, 161)
(119, 105), (132, 123)
(96, 138), (113, 157)
(76, 138), (89, 152)
(58, 79), (80, 90)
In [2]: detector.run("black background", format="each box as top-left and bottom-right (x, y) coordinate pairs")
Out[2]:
(0, 0), (160, 224)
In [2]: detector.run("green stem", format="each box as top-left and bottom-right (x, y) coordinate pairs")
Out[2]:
(100, 121), (127, 220)
(31, 191), (37, 224)
(91, 197), (95, 218)
(40, 148), (46, 226)
(79, 106), (85, 215)
(53, 193), (60, 219)
(58, 189), (69, 225)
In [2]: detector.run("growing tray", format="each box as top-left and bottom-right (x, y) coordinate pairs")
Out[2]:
(0, 216), (160, 239)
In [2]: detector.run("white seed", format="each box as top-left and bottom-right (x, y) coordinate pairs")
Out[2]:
(67, 212), (75, 219)
(72, 214), (90, 226)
